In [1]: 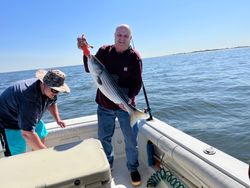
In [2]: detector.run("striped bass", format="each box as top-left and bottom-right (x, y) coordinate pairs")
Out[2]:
(86, 54), (148, 127)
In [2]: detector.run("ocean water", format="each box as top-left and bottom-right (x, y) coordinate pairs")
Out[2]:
(0, 47), (249, 164)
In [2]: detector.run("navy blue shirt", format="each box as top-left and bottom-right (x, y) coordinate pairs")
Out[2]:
(0, 78), (56, 131)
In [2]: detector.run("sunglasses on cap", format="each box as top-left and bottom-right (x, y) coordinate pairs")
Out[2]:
(51, 88), (59, 94)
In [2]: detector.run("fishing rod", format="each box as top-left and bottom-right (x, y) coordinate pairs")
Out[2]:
(131, 38), (153, 121)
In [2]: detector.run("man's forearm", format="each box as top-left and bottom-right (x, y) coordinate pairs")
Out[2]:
(48, 103), (60, 122)
(21, 130), (47, 150)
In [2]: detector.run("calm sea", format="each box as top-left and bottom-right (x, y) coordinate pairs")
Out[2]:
(0, 47), (249, 164)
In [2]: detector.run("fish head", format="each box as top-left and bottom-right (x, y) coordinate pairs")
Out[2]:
(88, 55), (105, 76)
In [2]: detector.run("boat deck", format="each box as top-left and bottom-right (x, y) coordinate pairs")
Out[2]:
(111, 156), (170, 188)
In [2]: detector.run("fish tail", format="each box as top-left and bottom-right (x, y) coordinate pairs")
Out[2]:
(130, 109), (148, 127)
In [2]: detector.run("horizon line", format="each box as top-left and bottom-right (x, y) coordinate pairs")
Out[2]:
(1, 45), (249, 74)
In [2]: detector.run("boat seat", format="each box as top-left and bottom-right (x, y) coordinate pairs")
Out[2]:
(0, 138), (111, 188)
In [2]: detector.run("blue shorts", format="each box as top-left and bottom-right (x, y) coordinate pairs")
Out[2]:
(5, 120), (48, 155)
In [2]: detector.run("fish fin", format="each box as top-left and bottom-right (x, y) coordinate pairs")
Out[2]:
(130, 109), (149, 127)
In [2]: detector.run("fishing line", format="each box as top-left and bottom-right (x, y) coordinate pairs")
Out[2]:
(131, 38), (153, 120)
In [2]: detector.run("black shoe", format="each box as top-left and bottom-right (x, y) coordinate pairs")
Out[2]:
(130, 170), (141, 186)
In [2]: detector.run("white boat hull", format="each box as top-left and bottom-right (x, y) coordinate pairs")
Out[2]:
(0, 115), (249, 188)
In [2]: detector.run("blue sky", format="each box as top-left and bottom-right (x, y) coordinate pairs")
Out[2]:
(0, 0), (250, 73)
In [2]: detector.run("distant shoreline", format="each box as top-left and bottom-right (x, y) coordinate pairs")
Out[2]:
(182, 45), (250, 54)
(145, 46), (250, 59)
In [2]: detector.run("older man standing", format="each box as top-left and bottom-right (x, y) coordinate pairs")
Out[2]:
(78, 24), (142, 186)
(0, 69), (70, 156)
